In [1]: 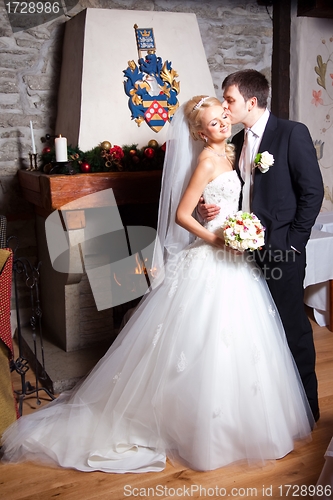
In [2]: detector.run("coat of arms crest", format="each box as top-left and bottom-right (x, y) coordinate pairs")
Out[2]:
(123, 25), (180, 133)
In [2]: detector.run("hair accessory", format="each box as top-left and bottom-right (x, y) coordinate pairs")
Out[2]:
(192, 96), (209, 111)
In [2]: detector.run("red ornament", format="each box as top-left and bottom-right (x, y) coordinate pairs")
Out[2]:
(42, 147), (51, 154)
(161, 142), (166, 151)
(80, 161), (91, 173)
(144, 147), (155, 159)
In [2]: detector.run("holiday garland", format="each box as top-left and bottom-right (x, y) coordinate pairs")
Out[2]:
(41, 140), (166, 174)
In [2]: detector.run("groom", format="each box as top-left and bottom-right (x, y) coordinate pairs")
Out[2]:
(199, 69), (324, 421)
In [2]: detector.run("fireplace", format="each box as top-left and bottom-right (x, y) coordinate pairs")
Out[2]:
(18, 169), (162, 392)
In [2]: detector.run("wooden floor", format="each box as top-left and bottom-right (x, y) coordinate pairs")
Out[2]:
(1, 310), (332, 500)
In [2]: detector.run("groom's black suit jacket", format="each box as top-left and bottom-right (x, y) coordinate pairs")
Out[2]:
(232, 113), (324, 256)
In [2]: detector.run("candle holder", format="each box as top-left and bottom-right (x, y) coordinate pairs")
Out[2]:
(48, 161), (76, 175)
(27, 153), (38, 171)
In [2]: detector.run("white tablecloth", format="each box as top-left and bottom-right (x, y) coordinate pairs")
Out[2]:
(315, 437), (333, 499)
(305, 229), (333, 288)
(304, 214), (333, 327)
(313, 211), (333, 233)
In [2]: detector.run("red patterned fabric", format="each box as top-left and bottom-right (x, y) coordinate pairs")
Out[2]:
(0, 249), (14, 360)
(0, 248), (18, 425)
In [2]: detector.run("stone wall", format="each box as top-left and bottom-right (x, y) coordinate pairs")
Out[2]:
(0, 0), (273, 319)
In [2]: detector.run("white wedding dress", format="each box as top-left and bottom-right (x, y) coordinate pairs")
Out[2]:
(2, 170), (312, 473)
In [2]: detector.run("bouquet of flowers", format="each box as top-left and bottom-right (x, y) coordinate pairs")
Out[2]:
(222, 211), (265, 252)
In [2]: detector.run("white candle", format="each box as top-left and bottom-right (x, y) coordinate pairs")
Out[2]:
(55, 135), (68, 162)
(30, 120), (36, 154)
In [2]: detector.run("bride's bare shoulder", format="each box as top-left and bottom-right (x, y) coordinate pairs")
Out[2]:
(195, 153), (216, 178)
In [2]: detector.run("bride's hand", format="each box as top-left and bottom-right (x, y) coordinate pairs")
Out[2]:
(214, 237), (243, 255)
(225, 246), (243, 256)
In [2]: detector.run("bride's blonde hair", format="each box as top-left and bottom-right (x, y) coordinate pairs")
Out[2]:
(184, 95), (235, 165)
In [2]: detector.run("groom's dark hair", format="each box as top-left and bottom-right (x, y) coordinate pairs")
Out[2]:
(222, 69), (269, 109)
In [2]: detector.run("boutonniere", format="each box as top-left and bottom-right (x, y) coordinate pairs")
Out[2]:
(254, 151), (274, 173)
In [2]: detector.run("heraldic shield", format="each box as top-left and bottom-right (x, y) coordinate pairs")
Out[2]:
(123, 26), (180, 133)
(143, 95), (169, 133)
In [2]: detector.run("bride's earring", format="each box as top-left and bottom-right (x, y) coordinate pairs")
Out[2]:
(200, 134), (208, 143)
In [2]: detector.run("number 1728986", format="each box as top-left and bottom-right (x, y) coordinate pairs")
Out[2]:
(277, 484), (331, 496)
(5, 2), (61, 14)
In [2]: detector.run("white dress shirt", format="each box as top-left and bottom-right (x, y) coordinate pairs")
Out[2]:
(247, 108), (270, 184)
(240, 109), (270, 212)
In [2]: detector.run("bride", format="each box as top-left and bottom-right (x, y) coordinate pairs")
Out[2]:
(1, 96), (313, 473)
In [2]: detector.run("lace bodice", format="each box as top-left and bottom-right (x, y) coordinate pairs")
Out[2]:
(203, 170), (241, 232)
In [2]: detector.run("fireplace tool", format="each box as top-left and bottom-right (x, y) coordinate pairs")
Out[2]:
(7, 236), (55, 415)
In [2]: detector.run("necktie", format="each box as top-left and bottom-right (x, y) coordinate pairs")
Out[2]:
(241, 129), (255, 213)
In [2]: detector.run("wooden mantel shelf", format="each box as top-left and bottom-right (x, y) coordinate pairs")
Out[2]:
(18, 170), (162, 214)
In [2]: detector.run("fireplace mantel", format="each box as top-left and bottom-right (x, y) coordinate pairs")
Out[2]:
(18, 170), (162, 216)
